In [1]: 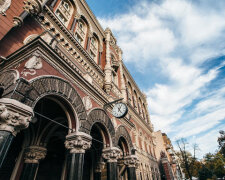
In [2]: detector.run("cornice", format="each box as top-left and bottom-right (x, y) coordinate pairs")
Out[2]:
(122, 62), (146, 102)
(43, 6), (105, 77)
(79, 0), (105, 37)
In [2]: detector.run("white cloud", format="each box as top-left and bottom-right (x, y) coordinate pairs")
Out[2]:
(98, 0), (225, 158)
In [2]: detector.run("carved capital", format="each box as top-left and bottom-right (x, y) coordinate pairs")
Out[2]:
(102, 147), (121, 162)
(65, 131), (92, 153)
(124, 155), (138, 167)
(24, 146), (47, 163)
(0, 98), (33, 135)
(23, 0), (41, 15)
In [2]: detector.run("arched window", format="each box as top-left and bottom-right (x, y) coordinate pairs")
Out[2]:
(55, 0), (73, 26)
(89, 35), (98, 62)
(74, 18), (87, 47)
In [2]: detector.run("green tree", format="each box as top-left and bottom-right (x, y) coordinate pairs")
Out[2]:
(218, 130), (225, 158)
(176, 138), (199, 180)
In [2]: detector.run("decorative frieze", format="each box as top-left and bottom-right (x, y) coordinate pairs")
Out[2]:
(24, 146), (47, 163)
(102, 147), (121, 162)
(0, 98), (33, 135)
(65, 131), (92, 153)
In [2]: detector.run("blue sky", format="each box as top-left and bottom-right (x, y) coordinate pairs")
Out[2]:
(86, 0), (225, 158)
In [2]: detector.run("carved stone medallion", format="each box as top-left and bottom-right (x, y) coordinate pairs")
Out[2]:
(82, 96), (92, 111)
(21, 55), (43, 76)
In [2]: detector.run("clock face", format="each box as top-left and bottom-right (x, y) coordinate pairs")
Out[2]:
(112, 103), (128, 118)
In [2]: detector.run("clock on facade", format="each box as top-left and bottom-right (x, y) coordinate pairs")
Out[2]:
(112, 102), (128, 118)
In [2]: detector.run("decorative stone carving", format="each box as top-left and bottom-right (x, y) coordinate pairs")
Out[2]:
(115, 125), (133, 151)
(65, 131), (92, 153)
(102, 147), (121, 162)
(0, 0), (11, 16)
(13, 16), (23, 27)
(124, 155), (138, 167)
(82, 96), (92, 111)
(0, 98), (33, 135)
(21, 55), (42, 77)
(23, 0), (41, 15)
(24, 146), (47, 163)
(81, 109), (115, 143)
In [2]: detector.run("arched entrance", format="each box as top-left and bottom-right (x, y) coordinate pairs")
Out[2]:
(0, 95), (75, 180)
(83, 122), (110, 180)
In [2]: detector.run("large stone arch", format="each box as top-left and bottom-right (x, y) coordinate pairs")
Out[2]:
(0, 72), (87, 130)
(115, 125), (134, 154)
(83, 108), (115, 145)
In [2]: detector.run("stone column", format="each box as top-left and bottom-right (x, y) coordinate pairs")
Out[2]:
(20, 146), (47, 180)
(104, 28), (113, 94)
(102, 147), (121, 180)
(124, 155), (138, 180)
(65, 131), (92, 180)
(0, 98), (33, 168)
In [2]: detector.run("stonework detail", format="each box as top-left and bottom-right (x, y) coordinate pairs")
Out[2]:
(0, 0), (11, 16)
(124, 155), (138, 167)
(102, 147), (121, 162)
(21, 55), (43, 76)
(82, 109), (115, 141)
(82, 96), (92, 111)
(24, 146), (47, 163)
(115, 125), (133, 152)
(0, 70), (18, 98)
(0, 98), (33, 135)
(23, 0), (41, 15)
(65, 132), (92, 153)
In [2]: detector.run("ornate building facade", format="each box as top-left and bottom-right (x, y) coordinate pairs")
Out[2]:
(0, 0), (160, 179)
(154, 131), (183, 180)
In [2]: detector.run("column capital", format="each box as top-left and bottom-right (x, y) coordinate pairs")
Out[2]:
(23, 0), (42, 15)
(24, 146), (47, 163)
(102, 147), (121, 162)
(65, 131), (92, 153)
(124, 155), (138, 167)
(0, 98), (33, 136)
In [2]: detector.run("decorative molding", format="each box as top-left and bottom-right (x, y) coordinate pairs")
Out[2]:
(0, 0), (11, 16)
(65, 131), (92, 153)
(21, 54), (43, 77)
(81, 109), (115, 142)
(114, 125), (133, 153)
(0, 98), (33, 135)
(23, 0), (41, 15)
(24, 146), (47, 163)
(82, 96), (92, 111)
(102, 147), (121, 162)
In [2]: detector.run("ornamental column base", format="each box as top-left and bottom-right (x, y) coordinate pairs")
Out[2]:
(65, 131), (92, 180)
(20, 146), (47, 180)
(0, 98), (33, 169)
